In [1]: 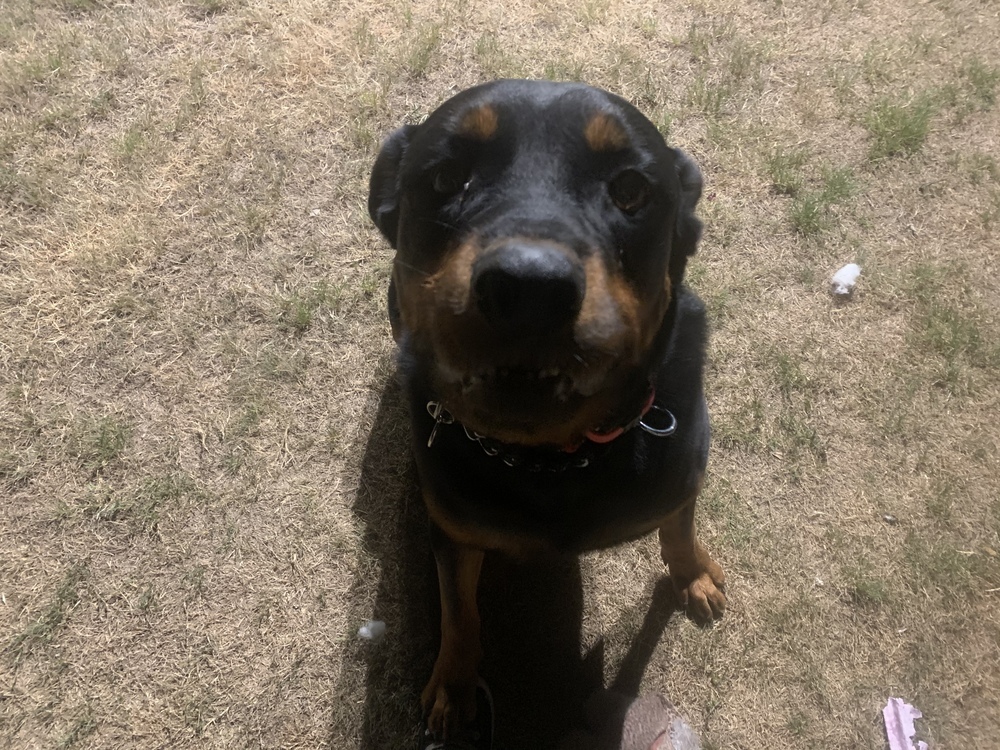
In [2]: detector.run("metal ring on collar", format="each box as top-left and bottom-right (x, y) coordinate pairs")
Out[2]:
(426, 401), (454, 424)
(639, 404), (677, 437)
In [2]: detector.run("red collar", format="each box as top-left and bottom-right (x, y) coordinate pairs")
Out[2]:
(581, 387), (657, 447)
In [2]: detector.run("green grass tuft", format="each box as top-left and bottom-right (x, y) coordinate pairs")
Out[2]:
(237, 206), (269, 252)
(475, 33), (520, 79)
(542, 57), (585, 82)
(687, 74), (729, 117)
(68, 415), (129, 472)
(789, 192), (825, 235)
(905, 533), (978, 598)
(918, 301), (983, 364)
(765, 146), (808, 196)
(0, 448), (35, 486)
(53, 0), (103, 13)
(276, 280), (343, 334)
(187, 0), (228, 19)
(3, 50), (65, 98)
(713, 392), (765, 451)
(403, 23), (441, 78)
(578, 0), (610, 28)
(8, 564), (88, 663)
(183, 564), (208, 601)
(819, 165), (854, 202)
(56, 707), (97, 749)
(981, 188), (1000, 230)
(79, 474), (196, 534)
(961, 56), (1000, 109)
(843, 560), (894, 609)
(865, 93), (937, 160)
(0, 163), (53, 210)
(789, 165), (855, 235)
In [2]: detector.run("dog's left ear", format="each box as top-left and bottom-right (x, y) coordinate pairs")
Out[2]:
(670, 149), (704, 280)
(368, 125), (416, 248)
(673, 149), (704, 253)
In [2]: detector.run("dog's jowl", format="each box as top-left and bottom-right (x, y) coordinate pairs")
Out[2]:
(368, 80), (726, 740)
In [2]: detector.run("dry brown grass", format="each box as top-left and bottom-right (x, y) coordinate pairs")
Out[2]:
(2, 0), (999, 747)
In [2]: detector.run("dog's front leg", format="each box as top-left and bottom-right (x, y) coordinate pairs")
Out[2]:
(422, 523), (485, 738)
(658, 482), (726, 626)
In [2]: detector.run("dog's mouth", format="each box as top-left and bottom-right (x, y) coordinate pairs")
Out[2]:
(457, 363), (606, 401)
(431, 355), (623, 446)
(441, 356), (611, 402)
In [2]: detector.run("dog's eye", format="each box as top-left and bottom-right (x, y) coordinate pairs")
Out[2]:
(609, 169), (651, 214)
(432, 163), (469, 196)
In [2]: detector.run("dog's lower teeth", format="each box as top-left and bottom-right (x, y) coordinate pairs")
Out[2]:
(555, 378), (572, 401)
(469, 366), (572, 389)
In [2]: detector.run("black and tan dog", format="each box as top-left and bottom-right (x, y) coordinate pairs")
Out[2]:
(368, 80), (726, 739)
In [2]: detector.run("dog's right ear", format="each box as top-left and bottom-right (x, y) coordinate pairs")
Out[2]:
(368, 125), (416, 249)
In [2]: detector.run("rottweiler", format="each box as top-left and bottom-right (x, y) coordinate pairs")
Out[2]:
(368, 79), (726, 740)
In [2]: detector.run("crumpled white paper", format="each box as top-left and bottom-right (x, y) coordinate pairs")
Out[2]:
(831, 263), (861, 296)
(357, 620), (386, 642)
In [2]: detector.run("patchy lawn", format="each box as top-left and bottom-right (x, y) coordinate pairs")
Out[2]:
(1, 0), (998, 747)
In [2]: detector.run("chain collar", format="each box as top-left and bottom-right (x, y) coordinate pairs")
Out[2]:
(424, 392), (676, 472)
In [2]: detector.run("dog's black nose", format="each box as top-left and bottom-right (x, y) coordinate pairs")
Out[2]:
(472, 242), (584, 335)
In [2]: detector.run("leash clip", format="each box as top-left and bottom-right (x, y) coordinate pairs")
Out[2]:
(426, 401), (454, 447)
(639, 404), (677, 437)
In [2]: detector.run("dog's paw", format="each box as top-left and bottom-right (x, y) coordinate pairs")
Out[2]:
(670, 558), (726, 626)
(421, 659), (478, 738)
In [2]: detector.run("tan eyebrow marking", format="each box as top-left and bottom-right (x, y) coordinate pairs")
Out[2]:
(458, 105), (499, 141)
(584, 112), (629, 152)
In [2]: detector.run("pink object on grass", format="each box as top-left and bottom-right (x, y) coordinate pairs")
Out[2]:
(883, 697), (928, 750)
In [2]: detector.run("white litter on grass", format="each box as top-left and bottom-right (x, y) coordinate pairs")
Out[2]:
(831, 263), (861, 296)
(668, 716), (702, 750)
(357, 620), (386, 642)
(883, 697), (928, 750)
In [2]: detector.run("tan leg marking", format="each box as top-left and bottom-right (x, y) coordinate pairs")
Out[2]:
(658, 483), (726, 626)
(421, 540), (485, 738)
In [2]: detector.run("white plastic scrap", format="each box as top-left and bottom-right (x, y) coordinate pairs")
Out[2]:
(831, 263), (861, 296)
(883, 697), (928, 750)
(668, 716), (702, 750)
(357, 620), (386, 642)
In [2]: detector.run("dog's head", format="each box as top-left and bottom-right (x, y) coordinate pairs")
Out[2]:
(369, 80), (703, 447)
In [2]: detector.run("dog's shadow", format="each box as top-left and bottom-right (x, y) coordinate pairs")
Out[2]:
(344, 377), (678, 749)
